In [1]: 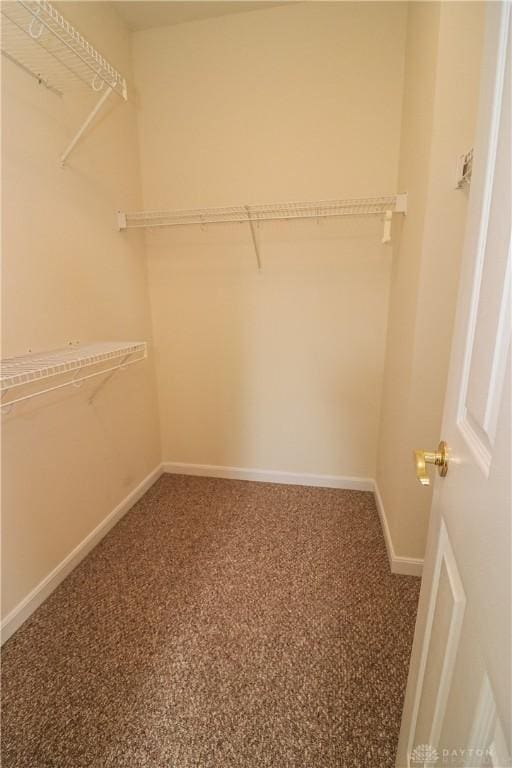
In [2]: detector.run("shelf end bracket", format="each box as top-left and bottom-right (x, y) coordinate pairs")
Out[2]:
(395, 193), (408, 214)
(382, 210), (393, 244)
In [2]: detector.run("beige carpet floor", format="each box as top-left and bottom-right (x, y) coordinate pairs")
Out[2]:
(1, 475), (420, 768)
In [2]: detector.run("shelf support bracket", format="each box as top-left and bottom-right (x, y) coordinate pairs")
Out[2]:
(382, 193), (408, 243)
(245, 206), (262, 270)
(88, 352), (133, 405)
(381, 210), (393, 244)
(60, 85), (113, 166)
(394, 193), (408, 214)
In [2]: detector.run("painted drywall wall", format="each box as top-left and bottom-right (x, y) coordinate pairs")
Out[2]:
(133, 2), (407, 478)
(1, 2), (161, 621)
(376, 2), (485, 560)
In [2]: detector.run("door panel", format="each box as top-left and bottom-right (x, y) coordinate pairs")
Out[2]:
(460, 26), (511, 473)
(411, 522), (466, 753)
(396, 4), (511, 767)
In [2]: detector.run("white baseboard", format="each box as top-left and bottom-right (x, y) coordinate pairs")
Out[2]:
(1, 463), (164, 645)
(163, 464), (423, 576)
(373, 481), (423, 577)
(162, 461), (374, 491)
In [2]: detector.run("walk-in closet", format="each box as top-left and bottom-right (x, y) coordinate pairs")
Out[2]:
(2, 2), (511, 766)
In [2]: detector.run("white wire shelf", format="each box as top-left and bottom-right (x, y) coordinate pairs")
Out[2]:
(118, 194), (407, 268)
(118, 194), (407, 230)
(0, 341), (147, 410)
(1, 0), (128, 163)
(1, 1), (127, 98)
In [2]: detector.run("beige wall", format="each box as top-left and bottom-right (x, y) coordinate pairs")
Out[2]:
(133, 2), (407, 478)
(1, 2), (161, 619)
(376, 2), (485, 559)
(1, 0), (486, 627)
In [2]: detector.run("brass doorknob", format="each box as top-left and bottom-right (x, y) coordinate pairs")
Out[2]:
(414, 441), (448, 486)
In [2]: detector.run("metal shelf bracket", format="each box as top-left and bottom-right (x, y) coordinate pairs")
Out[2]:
(245, 205), (262, 270)
(0, 342), (147, 414)
(60, 85), (113, 166)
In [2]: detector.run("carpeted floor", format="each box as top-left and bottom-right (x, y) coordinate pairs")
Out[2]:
(1, 475), (420, 768)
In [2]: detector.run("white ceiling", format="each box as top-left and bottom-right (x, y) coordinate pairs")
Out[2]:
(113, 2), (288, 32)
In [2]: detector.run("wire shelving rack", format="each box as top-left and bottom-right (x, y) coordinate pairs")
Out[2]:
(118, 194), (407, 268)
(118, 194), (407, 230)
(0, 341), (147, 412)
(1, 0), (128, 164)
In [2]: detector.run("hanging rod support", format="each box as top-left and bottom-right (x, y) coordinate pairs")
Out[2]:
(60, 85), (113, 166)
(245, 205), (262, 270)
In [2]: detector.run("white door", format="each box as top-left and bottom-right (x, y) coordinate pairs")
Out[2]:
(396, 3), (511, 768)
